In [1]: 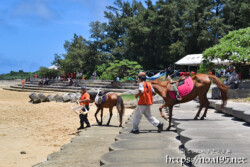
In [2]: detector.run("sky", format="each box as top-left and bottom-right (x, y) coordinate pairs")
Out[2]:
(0, 0), (157, 74)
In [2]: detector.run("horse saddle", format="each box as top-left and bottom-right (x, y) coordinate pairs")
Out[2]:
(101, 92), (111, 103)
(167, 76), (186, 92)
(168, 77), (194, 101)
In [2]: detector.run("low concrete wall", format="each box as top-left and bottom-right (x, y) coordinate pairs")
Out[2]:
(239, 80), (250, 89)
(0, 79), (22, 87)
(212, 87), (250, 99)
(228, 89), (250, 99)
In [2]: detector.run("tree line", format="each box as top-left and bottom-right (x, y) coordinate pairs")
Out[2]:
(53, 0), (249, 79)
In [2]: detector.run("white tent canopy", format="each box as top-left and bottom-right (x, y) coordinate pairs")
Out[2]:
(175, 54), (231, 66)
(48, 65), (59, 70)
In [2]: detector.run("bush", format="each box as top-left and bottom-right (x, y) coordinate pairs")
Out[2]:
(0, 71), (33, 80)
(36, 67), (61, 78)
(201, 27), (250, 74)
(98, 59), (143, 81)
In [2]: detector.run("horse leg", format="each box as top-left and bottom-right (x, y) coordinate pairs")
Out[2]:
(194, 105), (203, 120)
(100, 108), (103, 126)
(159, 103), (168, 121)
(95, 108), (101, 125)
(200, 96), (210, 120)
(106, 108), (113, 126)
(166, 106), (173, 131)
(194, 96), (205, 120)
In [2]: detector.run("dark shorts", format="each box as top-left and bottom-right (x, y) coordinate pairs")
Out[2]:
(82, 105), (89, 111)
(79, 106), (90, 124)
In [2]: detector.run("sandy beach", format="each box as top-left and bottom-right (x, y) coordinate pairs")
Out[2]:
(0, 88), (131, 167)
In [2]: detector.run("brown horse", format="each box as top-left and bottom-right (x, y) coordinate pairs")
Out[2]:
(89, 91), (125, 127)
(150, 74), (229, 131)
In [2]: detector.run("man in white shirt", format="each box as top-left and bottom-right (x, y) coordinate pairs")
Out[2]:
(224, 66), (239, 89)
(131, 72), (163, 134)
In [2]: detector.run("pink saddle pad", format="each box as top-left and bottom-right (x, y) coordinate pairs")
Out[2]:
(168, 77), (194, 100)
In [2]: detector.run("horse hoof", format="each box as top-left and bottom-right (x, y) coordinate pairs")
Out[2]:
(98, 123), (102, 126)
(193, 117), (198, 120)
(200, 117), (204, 120)
(106, 124), (110, 126)
(119, 125), (122, 127)
(166, 127), (170, 131)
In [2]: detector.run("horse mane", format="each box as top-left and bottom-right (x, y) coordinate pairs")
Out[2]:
(88, 92), (97, 100)
(150, 80), (169, 88)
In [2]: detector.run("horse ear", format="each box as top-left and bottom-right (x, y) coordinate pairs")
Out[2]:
(167, 76), (172, 81)
(96, 89), (100, 93)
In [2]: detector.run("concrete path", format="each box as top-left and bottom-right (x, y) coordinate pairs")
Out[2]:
(100, 104), (186, 167)
(209, 99), (250, 124)
(33, 112), (131, 167)
(33, 97), (250, 167)
(172, 101), (250, 167)
(101, 100), (250, 167)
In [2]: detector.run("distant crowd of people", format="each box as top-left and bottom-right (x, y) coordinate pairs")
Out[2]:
(29, 64), (245, 90)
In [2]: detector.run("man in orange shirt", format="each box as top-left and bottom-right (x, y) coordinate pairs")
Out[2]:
(131, 72), (163, 134)
(77, 86), (91, 130)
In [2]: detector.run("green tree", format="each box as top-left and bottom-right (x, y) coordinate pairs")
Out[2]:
(203, 27), (250, 63)
(52, 0), (249, 74)
(0, 71), (33, 80)
(36, 67), (61, 78)
(181, 0), (230, 53)
(52, 54), (62, 67)
(100, 59), (143, 81)
(95, 63), (109, 78)
(103, 0), (145, 60)
(222, 0), (250, 30)
(202, 27), (250, 78)
(53, 34), (100, 77)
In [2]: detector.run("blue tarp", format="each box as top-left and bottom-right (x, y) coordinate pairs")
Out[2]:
(146, 72), (166, 80)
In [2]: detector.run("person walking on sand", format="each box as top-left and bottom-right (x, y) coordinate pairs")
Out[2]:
(131, 72), (163, 134)
(77, 86), (91, 130)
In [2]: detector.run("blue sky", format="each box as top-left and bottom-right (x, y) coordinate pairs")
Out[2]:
(0, 0), (157, 74)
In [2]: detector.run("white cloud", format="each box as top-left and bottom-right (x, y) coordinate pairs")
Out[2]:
(12, 0), (57, 22)
(67, 0), (112, 22)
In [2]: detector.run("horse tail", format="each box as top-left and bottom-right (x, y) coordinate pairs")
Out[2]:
(116, 95), (125, 126)
(208, 75), (229, 108)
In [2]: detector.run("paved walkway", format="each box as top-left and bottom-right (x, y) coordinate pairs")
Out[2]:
(101, 100), (250, 167)
(173, 101), (250, 167)
(33, 112), (131, 167)
(33, 98), (250, 167)
(209, 99), (250, 123)
(101, 104), (185, 167)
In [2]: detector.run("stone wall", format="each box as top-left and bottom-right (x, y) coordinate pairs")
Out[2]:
(212, 87), (250, 99)
(0, 79), (22, 87)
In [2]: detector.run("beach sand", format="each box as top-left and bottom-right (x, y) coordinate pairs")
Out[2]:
(0, 88), (130, 167)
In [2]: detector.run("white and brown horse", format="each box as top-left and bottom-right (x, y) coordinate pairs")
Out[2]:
(89, 91), (125, 127)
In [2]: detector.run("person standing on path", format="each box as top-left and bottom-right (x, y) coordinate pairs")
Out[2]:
(77, 86), (91, 130)
(131, 72), (163, 134)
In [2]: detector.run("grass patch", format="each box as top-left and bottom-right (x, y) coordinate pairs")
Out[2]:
(121, 94), (136, 101)
(231, 97), (250, 103)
